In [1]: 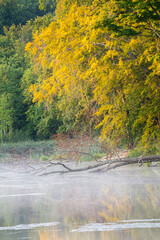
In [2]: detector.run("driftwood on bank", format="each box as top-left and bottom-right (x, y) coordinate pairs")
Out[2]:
(36, 155), (160, 176)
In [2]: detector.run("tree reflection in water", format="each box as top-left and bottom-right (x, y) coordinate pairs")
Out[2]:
(38, 228), (124, 240)
(100, 184), (160, 222)
(39, 229), (51, 240)
(38, 184), (160, 240)
(38, 229), (80, 240)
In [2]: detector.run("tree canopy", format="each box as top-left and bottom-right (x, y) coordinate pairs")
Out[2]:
(26, 0), (160, 148)
(0, 0), (159, 149)
(0, 0), (56, 34)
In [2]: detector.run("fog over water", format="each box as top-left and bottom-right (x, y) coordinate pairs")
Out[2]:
(0, 164), (160, 240)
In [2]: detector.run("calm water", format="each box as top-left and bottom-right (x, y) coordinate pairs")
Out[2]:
(0, 164), (160, 240)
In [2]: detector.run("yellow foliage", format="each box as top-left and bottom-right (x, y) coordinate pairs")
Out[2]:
(26, 0), (160, 146)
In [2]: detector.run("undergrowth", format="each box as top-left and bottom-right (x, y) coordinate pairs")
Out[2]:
(0, 140), (55, 162)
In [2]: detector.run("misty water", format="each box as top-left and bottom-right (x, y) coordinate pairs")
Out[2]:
(1, 164), (160, 240)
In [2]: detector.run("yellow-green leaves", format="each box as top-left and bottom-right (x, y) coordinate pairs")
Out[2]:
(26, 0), (160, 146)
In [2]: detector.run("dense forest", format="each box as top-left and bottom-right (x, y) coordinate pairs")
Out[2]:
(0, 0), (160, 151)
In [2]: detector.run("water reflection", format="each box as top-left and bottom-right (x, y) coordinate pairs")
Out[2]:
(1, 167), (160, 240)
(39, 229), (51, 240)
(99, 184), (160, 223)
(38, 180), (160, 239)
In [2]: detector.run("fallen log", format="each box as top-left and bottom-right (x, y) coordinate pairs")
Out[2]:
(37, 155), (160, 176)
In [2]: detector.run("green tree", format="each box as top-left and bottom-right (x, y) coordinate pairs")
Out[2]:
(0, 0), (60, 141)
(97, 0), (160, 37)
(39, 0), (56, 11)
(0, 0), (55, 34)
(0, 93), (13, 142)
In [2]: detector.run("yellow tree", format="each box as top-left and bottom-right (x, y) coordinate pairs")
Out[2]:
(26, 3), (100, 132)
(26, 0), (160, 147)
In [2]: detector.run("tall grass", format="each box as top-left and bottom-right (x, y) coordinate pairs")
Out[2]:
(0, 140), (55, 162)
(0, 132), (126, 163)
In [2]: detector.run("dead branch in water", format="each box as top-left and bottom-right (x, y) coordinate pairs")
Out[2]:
(36, 155), (160, 176)
(26, 132), (160, 176)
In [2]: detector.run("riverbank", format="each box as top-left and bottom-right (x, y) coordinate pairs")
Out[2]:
(0, 140), (160, 175)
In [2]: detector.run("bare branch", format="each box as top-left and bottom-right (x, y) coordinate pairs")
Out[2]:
(37, 155), (160, 176)
(38, 160), (110, 176)
(146, 20), (160, 38)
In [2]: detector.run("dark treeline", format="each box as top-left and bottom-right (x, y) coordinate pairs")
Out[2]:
(0, 0), (58, 142)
